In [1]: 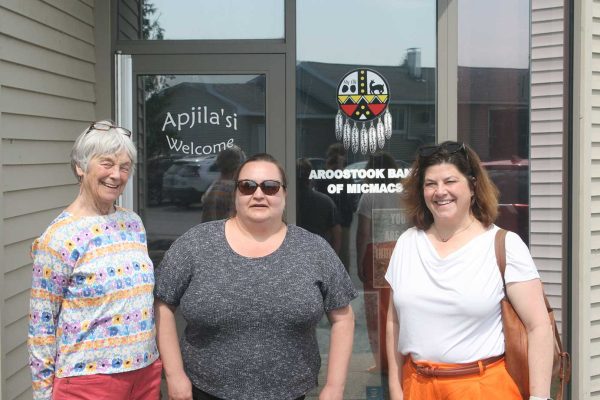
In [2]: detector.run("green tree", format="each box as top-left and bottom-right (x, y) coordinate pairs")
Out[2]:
(142, 1), (164, 40)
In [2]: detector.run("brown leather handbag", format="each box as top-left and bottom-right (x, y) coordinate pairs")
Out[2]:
(495, 229), (571, 400)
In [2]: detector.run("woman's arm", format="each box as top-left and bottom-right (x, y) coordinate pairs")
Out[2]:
(386, 292), (404, 400)
(319, 305), (355, 400)
(29, 243), (69, 400)
(155, 299), (193, 400)
(506, 279), (553, 398)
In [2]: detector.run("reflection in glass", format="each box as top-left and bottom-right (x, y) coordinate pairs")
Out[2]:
(457, 0), (530, 244)
(297, 1), (435, 397)
(138, 74), (265, 265)
(118, 0), (284, 40)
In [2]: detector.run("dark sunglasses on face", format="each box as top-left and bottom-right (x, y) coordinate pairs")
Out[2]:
(418, 141), (465, 158)
(236, 179), (286, 196)
(85, 122), (132, 138)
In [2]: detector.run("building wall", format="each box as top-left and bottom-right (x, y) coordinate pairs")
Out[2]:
(0, 1), (97, 398)
(530, 0), (566, 334)
(573, 0), (598, 397)
(0, 0), (589, 398)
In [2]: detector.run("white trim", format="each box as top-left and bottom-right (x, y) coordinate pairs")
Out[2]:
(115, 53), (134, 210)
(572, 0), (592, 397)
(437, 0), (458, 142)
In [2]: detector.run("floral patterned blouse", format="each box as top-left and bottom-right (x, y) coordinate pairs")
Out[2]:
(28, 208), (158, 400)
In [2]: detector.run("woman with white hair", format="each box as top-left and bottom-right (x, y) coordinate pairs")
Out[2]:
(28, 121), (161, 400)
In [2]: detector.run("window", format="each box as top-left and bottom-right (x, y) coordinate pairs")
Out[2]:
(118, 0), (284, 40)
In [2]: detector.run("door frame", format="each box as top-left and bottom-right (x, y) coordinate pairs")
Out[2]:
(126, 53), (289, 214)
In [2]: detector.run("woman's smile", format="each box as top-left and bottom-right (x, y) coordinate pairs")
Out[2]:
(423, 163), (473, 224)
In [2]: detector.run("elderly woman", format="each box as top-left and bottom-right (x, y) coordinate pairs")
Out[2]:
(385, 142), (554, 400)
(155, 153), (357, 400)
(28, 121), (161, 400)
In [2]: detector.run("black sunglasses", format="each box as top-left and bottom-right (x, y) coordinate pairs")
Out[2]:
(236, 179), (286, 196)
(418, 141), (466, 158)
(85, 122), (132, 138)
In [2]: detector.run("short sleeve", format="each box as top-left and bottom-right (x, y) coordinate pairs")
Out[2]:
(154, 236), (194, 306)
(384, 232), (405, 291)
(317, 239), (358, 311)
(504, 231), (540, 284)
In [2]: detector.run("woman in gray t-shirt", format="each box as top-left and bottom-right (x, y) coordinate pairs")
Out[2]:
(154, 153), (358, 400)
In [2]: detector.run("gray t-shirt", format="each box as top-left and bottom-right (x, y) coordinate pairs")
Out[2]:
(154, 220), (357, 400)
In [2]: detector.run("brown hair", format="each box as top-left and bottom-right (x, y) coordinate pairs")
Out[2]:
(402, 141), (499, 230)
(232, 153), (287, 188)
(366, 151), (398, 184)
(216, 147), (244, 175)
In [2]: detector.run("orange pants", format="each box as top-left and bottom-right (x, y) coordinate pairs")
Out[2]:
(402, 356), (522, 400)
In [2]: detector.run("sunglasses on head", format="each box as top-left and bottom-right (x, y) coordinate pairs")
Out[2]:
(236, 179), (285, 196)
(418, 141), (466, 158)
(85, 122), (132, 138)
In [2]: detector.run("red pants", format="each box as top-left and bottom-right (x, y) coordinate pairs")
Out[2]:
(402, 356), (522, 400)
(52, 358), (162, 400)
(362, 243), (393, 372)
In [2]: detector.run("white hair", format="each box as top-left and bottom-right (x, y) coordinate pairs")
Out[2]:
(70, 120), (137, 180)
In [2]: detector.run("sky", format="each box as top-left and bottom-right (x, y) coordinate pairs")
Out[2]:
(149, 0), (529, 68)
(458, 0), (529, 68)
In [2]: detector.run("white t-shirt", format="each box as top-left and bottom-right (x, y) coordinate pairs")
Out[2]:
(384, 225), (539, 363)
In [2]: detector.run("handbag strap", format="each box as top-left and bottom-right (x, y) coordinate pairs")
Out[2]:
(493, 229), (571, 388)
(495, 229), (555, 315)
(494, 228), (509, 296)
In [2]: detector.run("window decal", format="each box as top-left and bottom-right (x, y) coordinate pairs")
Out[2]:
(335, 69), (392, 154)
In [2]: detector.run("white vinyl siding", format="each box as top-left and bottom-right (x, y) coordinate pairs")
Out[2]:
(591, 0), (600, 395)
(530, 0), (566, 340)
(0, 1), (96, 399)
(592, 0), (600, 391)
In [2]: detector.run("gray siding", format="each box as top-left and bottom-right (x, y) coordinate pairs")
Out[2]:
(118, 0), (142, 40)
(530, 0), (566, 336)
(589, 0), (600, 394)
(0, 1), (96, 398)
(591, 0), (600, 393)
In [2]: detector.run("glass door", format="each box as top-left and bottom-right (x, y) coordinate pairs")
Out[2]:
(130, 54), (285, 265)
(295, 2), (436, 398)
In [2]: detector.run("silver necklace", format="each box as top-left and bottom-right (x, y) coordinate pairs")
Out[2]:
(433, 218), (475, 242)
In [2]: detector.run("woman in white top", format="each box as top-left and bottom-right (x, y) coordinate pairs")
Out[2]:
(385, 141), (553, 400)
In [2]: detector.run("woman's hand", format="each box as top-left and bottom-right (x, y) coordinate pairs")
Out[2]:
(165, 371), (193, 400)
(389, 392), (404, 400)
(318, 383), (344, 400)
(155, 300), (193, 400)
(321, 306), (354, 400)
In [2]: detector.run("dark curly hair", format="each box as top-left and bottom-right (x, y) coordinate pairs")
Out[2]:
(402, 141), (499, 230)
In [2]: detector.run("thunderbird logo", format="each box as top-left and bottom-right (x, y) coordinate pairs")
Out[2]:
(336, 68), (392, 154)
